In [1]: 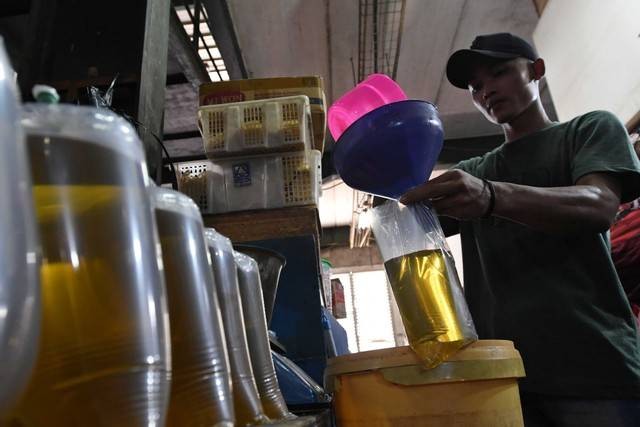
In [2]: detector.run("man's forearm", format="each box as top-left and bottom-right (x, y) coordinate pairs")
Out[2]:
(492, 181), (620, 233)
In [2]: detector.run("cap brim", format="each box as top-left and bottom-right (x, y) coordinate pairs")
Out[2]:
(446, 49), (519, 89)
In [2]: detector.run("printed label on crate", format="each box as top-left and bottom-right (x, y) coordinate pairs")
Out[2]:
(232, 163), (252, 187)
(202, 91), (246, 105)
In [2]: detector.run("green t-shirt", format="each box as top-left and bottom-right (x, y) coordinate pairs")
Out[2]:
(455, 110), (640, 398)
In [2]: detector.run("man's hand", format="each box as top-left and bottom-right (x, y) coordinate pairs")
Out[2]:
(400, 169), (490, 220)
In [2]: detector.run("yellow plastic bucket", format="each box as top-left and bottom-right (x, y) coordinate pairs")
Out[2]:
(325, 340), (526, 427)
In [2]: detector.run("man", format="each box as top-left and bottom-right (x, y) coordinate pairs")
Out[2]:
(401, 33), (640, 426)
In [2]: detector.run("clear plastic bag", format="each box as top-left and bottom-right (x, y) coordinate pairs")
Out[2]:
(204, 229), (270, 426)
(371, 201), (477, 368)
(234, 251), (296, 421)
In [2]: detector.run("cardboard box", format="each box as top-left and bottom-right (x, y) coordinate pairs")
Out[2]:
(199, 76), (326, 153)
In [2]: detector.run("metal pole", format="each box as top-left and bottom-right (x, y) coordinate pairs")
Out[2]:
(138, 0), (171, 183)
(372, 0), (378, 73)
(192, 0), (201, 50)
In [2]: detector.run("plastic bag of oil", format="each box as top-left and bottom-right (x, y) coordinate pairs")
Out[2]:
(152, 187), (234, 427)
(204, 229), (270, 426)
(0, 37), (40, 417)
(10, 104), (171, 426)
(234, 251), (296, 421)
(371, 200), (477, 368)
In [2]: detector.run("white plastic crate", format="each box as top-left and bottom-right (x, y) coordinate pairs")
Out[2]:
(177, 150), (322, 214)
(198, 95), (314, 157)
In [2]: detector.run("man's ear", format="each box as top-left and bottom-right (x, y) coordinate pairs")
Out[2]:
(530, 58), (546, 81)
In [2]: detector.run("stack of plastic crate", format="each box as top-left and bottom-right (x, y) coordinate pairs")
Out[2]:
(177, 95), (322, 214)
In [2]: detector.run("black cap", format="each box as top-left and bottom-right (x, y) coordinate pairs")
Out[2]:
(446, 32), (538, 89)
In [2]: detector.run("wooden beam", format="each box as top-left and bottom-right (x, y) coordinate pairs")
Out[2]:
(201, 0), (248, 79)
(532, 0), (548, 16)
(138, 0), (171, 183)
(321, 245), (384, 272)
(168, 8), (210, 88)
(202, 206), (321, 243)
